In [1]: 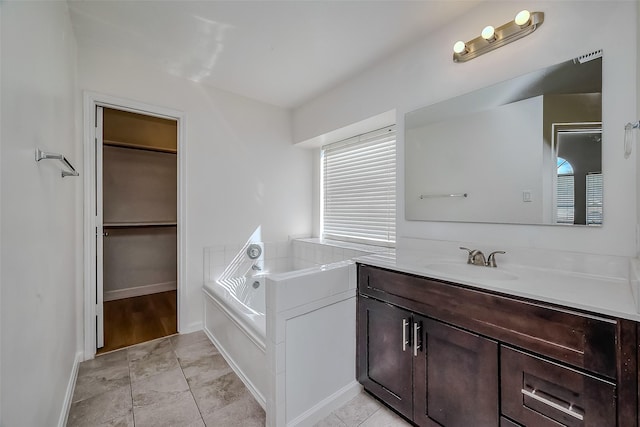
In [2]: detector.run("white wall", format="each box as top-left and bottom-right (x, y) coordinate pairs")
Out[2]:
(406, 96), (544, 224)
(294, 1), (638, 257)
(1, 2), (80, 426)
(637, 0), (640, 255)
(78, 47), (313, 331)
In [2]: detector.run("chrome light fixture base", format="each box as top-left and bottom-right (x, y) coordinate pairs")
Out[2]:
(453, 11), (544, 63)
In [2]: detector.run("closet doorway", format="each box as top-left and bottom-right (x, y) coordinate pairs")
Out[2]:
(95, 106), (178, 354)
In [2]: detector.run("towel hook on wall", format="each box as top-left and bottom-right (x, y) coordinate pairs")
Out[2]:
(35, 148), (79, 177)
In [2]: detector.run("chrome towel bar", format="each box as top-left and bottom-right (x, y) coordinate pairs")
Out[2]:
(626, 121), (640, 130)
(420, 193), (468, 199)
(624, 120), (639, 159)
(35, 148), (79, 177)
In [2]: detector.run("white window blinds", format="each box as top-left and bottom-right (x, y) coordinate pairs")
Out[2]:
(556, 175), (575, 224)
(321, 126), (396, 246)
(586, 173), (603, 225)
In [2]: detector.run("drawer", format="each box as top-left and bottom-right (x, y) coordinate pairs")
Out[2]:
(358, 264), (618, 378)
(501, 346), (616, 427)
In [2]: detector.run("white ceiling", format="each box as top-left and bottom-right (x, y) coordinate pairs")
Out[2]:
(68, 1), (480, 108)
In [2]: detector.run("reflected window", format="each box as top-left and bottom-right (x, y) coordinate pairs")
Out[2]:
(556, 157), (575, 224)
(586, 173), (603, 225)
(556, 157), (602, 225)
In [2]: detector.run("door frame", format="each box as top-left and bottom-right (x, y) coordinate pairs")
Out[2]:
(83, 91), (187, 359)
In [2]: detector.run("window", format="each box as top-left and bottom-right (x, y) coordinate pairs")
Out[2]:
(556, 174), (575, 224)
(556, 157), (603, 225)
(556, 157), (575, 224)
(321, 126), (396, 246)
(586, 173), (603, 225)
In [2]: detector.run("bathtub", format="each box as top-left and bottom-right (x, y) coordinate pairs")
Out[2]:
(203, 239), (387, 426)
(203, 274), (269, 408)
(204, 275), (266, 342)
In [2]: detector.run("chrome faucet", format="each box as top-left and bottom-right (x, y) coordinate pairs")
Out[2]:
(460, 247), (506, 268)
(486, 251), (506, 267)
(460, 247), (486, 266)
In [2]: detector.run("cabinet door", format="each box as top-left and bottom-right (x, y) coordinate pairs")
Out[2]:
(414, 317), (499, 427)
(357, 296), (413, 419)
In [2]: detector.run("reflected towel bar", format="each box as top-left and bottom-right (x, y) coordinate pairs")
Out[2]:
(35, 148), (79, 177)
(626, 121), (640, 130)
(624, 121), (640, 159)
(420, 193), (468, 200)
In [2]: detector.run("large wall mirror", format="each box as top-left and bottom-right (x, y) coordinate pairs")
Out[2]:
(405, 52), (602, 226)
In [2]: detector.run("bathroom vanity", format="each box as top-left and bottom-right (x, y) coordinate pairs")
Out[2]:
(356, 262), (638, 427)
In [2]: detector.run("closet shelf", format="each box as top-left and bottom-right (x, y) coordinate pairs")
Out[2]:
(104, 139), (177, 154)
(104, 221), (177, 228)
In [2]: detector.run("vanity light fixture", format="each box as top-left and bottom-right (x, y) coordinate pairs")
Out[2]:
(453, 10), (544, 63)
(481, 25), (496, 42)
(453, 41), (467, 54)
(514, 10), (531, 27)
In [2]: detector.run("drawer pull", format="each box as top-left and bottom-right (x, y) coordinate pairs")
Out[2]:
(402, 319), (409, 351)
(521, 388), (584, 421)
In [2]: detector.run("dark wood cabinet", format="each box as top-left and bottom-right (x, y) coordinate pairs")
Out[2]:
(358, 296), (499, 426)
(414, 318), (499, 427)
(500, 417), (523, 427)
(357, 296), (413, 418)
(357, 263), (638, 427)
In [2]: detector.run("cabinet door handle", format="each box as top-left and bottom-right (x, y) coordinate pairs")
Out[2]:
(521, 388), (584, 421)
(402, 319), (409, 351)
(413, 322), (422, 356)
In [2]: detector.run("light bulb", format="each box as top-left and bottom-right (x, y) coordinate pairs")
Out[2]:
(514, 10), (531, 26)
(481, 25), (495, 41)
(453, 41), (467, 54)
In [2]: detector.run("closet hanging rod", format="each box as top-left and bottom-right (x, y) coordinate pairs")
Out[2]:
(103, 139), (177, 154)
(420, 193), (468, 199)
(103, 221), (178, 228)
(35, 148), (79, 177)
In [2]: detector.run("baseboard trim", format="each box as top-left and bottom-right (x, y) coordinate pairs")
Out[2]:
(104, 281), (177, 301)
(180, 320), (203, 334)
(57, 351), (83, 427)
(287, 381), (362, 427)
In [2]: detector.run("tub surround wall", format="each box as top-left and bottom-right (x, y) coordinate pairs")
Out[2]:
(203, 239), (382, 426)
(294, 1), (638, 258)
(266, 263), (360, 427)
(204, 238), (379, 283)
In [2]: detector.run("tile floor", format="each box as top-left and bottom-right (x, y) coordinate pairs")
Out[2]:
(67, 331), (409, 427)
(314, 393), (410, 427)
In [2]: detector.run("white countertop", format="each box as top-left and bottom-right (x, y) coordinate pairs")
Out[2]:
(357, 251), (640, 322)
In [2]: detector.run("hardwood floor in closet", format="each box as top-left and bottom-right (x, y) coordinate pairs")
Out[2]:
(98, 290), (177, 354)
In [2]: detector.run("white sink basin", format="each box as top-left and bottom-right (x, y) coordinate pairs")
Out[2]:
(425, 262), (518, 281)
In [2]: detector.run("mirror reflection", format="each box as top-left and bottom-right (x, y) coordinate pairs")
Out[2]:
(405, 53), (602, 226)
